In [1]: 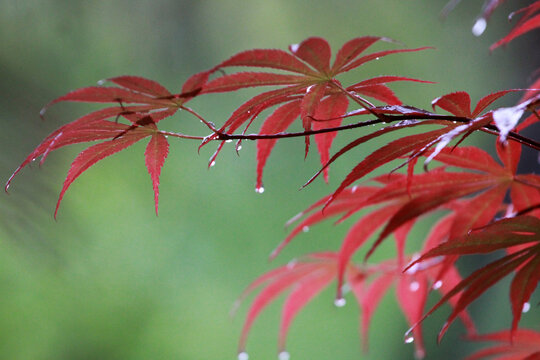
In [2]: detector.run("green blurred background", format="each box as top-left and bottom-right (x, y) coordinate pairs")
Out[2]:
(1, 1), (538, 359)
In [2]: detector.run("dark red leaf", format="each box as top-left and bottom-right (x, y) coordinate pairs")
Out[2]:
(312, 93), (349, 182)
(491, 4), (540, 50)
(237, 254), (336, 354)
(331, 36), (384, 74)
(368, 182), (499, 259)
(179, 70), (210, 98)
(289, 37), (332, 74)
(256, 100), (301, 190)
(279, 268), (335, 351)
(300, 83), (327, 155)
(55, 128), (149, 218)
(215, 48), (316, 75)
(432, 91), (472, 118)
(106, 75), (172, 97)
(145, 130), (169, 215)
(466, 329), (540, 360)
(340, 47), (432, 74)
(327, 128), (452, 206)
(397, 273), (428, 359)
(410, 216), (540, 260)
(336, 206), (400, 298)
(472, 90), (522, 117)
(348, 84), (401, 105)
(509, 255), (540, 335)
(436, 249), (532, 342)
(353, 272), (395, 349)
(424, 146), (506, 175)
(201, 72), (307, 94)
(44, 86), (174, 108)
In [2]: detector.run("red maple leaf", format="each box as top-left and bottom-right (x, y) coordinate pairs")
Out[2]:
(6, 74), (209, 216)
(465, 329), (540, 360)
(197, 36), (431, 190)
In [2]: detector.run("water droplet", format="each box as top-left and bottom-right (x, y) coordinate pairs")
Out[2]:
(255, 186), (265, 194)
(237, 145), (242, 151)
(404, 334), (415, 344)
(472, 18), (487, 37)
(375, 57), (380, 60)
(32, 158), (37, 162)
(278, 351), (290, 360)
(334, 297), (346, 307)
(226, 140), (233, 143)
(341, 284), (351, 295)
(302, 226), (309, 233)
(306, 85), (315, 93)
(286, 259), (297, 269)
(97, 79), (106, 86)
(409, 281), (420, 292)
(522, 302), (531, 313)
(351, 185), (358, 193)
(278, 351), (291, 360)
(290, 43), (300, 52)
(210, 161), (216, 167)
(238, 351), (249, 360)
(432, 280), (443, 290)
(164, 135), (169, 138)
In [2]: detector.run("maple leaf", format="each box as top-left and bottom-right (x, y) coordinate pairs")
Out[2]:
(407, 215), (540, 342)
(302, 89), (533, 210)
(490, 2), (540, 50)
(6, 74), (208, 216)
(236, 247), (474, 359)
(233, 253), (338, 359)
(465, 329), (540, 360)
(198, 36), (431, 188)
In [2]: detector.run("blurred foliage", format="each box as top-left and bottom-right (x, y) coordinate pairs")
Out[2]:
(0, 0), (538, 359)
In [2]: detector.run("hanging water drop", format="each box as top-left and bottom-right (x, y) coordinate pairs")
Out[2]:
(237, 145), (242, 151)
(226, 140), (233, 143)
(302, 226), (309, 233)
(432, 280), (443, 290)
(334, 297), (346, 307)
(351, 185), (358, 193)
(375, 57), (380, 60)
(522, 302), (531, 313)
(472, 18), (487, 37)
(409, 281), (420, 292)
(210, 161), (216, 167)
(97, 79), (106, 86)
(404, 334), (414, 344)
(278, 351), (290, 360)
(286, 258), (297, 269)
(238, 351), (249, 360)
(255, 186), (265, 194)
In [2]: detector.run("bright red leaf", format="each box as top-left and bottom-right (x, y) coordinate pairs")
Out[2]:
(199, 36), (431, 187)
(6, 74), (205, 216)
(466, 329), (540, 360)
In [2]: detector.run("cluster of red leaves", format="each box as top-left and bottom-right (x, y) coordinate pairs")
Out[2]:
(480, 0), (540, 51)
(6, 4), (540, 359)
(466, 329), (540, 360)
(5, 73), (210, 216)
